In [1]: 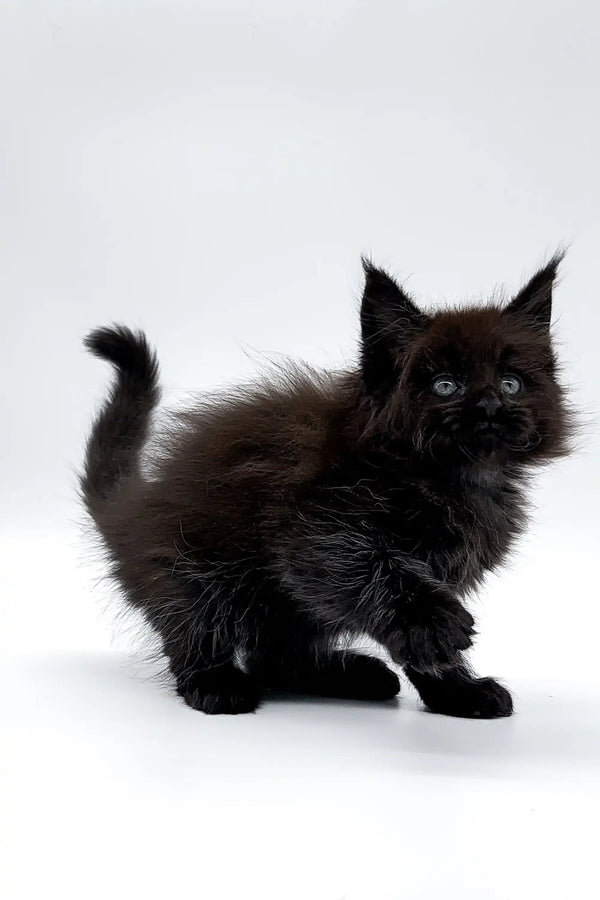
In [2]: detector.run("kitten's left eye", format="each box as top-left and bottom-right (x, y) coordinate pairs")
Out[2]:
(432, 375), (458, 397)
(500, 374), (522, 395)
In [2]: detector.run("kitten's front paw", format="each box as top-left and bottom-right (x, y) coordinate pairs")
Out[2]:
(412, 672), (514, 719)
(390, 597), (475, 674)
(176, 668), (262, 715)
(182, 687), (261, 715)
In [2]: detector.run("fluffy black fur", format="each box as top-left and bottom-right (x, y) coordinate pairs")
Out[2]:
(81, 254), (573, 716)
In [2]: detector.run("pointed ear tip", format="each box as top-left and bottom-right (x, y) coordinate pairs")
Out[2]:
(360, 259), (392, 290)
(515, 249), (567, 297)
(360, 257), (399, 283)
(361, 256), (389, 282)
(534, 247), (567, 284)
(547, 247), (567, 274)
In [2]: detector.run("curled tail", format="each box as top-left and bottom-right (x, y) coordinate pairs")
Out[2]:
(81, 325), (160, 517)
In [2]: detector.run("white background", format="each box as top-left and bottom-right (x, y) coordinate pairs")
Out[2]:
(2, 2), (599, 898)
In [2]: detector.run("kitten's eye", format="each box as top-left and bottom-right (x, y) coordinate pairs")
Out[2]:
(431, 375), (458, 397)
(500, 374), (522, 396)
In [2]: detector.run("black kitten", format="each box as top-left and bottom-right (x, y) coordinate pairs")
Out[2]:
(81, 254), (572, 716)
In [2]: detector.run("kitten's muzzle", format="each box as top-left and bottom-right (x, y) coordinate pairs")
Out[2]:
(472, 421), (503, 434)
(475, 393), (503, 418)
(471, 391), (504, 435)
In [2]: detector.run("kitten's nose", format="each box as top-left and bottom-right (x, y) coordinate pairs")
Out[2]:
(476, 393), (503, 418)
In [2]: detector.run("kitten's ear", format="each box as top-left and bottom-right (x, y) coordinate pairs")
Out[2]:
(360, 258), (429, 396)
(504, 251), (565, 330)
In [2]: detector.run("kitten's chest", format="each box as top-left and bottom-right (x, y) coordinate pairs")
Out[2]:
(421, 478), (524, 591)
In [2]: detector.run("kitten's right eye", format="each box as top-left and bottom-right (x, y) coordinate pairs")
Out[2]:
(432, 375), (458, 397)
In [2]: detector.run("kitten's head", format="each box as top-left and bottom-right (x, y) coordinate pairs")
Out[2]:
(360, 254), (573, 468)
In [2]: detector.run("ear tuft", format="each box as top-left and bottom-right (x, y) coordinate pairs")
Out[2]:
(360, 258), (425, 331)
(361, 256), (408, 300)
(505, 250), (566, 330)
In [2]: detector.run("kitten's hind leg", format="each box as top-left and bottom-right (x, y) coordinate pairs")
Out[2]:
(268, 650), (400, 702)
(404, 662), (513, 719)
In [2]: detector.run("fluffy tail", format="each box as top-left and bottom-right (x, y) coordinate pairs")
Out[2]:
(81, 325), (160, 517)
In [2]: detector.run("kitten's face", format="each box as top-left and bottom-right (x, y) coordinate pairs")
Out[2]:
(403, 308), (566, 464)
(360, 256), (571, 467)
